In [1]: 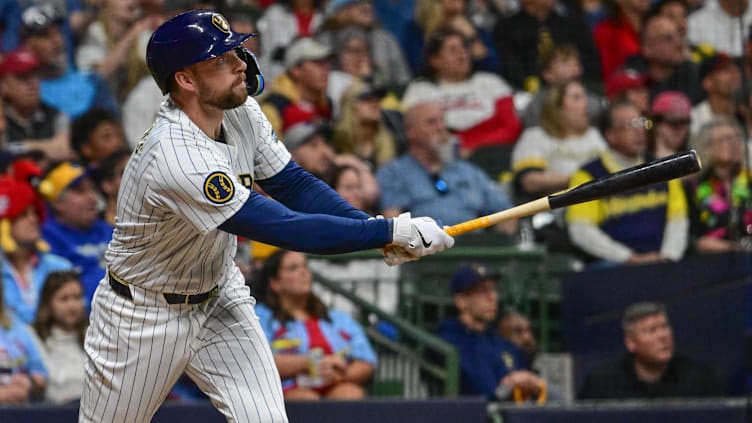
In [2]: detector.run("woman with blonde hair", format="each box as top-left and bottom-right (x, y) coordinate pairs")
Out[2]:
(512, 79), (606, 199)
(332, 80), (397, 168)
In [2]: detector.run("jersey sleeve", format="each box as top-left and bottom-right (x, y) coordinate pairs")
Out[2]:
(149, 132), (250, 235)
(244, 99), (291, 180)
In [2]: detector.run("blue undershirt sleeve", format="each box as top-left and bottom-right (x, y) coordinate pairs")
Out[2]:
(257, 160), (371, 220)
(218, 189), (392, 254)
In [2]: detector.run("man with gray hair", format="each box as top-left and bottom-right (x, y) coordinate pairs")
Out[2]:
(578, 301), (721, 399)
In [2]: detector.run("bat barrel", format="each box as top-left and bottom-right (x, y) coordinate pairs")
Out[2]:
(548, 150), (701, 210)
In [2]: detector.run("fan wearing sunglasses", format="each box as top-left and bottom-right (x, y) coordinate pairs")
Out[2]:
(377, 101), (517, 235)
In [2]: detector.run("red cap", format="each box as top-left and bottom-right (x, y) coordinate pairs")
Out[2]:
(605, 69), (646, 99)
(651, 91), (691, 119)
(0, 48), (41, 78)
(0, 177), (40, 220)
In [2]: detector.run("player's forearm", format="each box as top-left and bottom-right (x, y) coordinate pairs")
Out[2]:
(258, 160), (370, 220)
(218, 190), (391, 254)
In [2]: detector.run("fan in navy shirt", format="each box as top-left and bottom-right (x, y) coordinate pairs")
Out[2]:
(39, 161), (113, 303)
(437, 263), (546, 401)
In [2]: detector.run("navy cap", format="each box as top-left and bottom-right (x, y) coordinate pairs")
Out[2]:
(450, 263), (499, 294)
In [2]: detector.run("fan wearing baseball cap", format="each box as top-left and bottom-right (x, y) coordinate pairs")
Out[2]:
(39, 161), (113, 303)
(437, 263), (547, 402)
(0, 48), (72, 163)
(0, 172), (74, 325)
(648, 91), (692, 160)
(689, 53), (741, 136)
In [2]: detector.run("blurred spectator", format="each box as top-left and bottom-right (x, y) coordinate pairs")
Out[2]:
(402, 28), (522, 153)
(648, 91), (692, 160)
(688, 0), (752, 57)
(255, 249), (377, 400)
(33, 270), (86, 405)
(605, 68), (650, 115)
(497, 308), (538, 370)
(566, 101), (689, 265)
(438, 263), (545, 401)
(492, 0), (601, 92)
(39, 161), (113, 303)
(686, 117), (752, 253)
(75, 0), (161, 102)
(317, 0), (411, 90)
(90, 147), (130, 226)
(0, 172), (73, 325)
(466, 0), (505, 32)
(0, 48), (72, 163)
(372, 0), (416, 42)
(261, 37), (333, 134)
(512, 80), (606, 200)
(257, 0), (325, 84)
(332, 81), (397, 168)
(522, 44), (606, 128)
(70, 108), (127, 167)
(377, 102), (516, 233)
(282, 121), (379, 206)
(0, 0), (23, 54)
(622, 14), (704, 104)
(20, 4), (118, 119)
(325, 164), (368, 213)
(690, 53), (742, 137)
(578, 301), (721, 399)
(0, 268), (48, 404)
(402, 0), (500, 74)
(592, 0), (650, 81)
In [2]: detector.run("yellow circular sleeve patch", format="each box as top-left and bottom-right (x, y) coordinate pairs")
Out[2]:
(204, 172), (235, 204)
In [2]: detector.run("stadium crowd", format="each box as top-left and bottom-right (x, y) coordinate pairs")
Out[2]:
(0, 0), (749, 408)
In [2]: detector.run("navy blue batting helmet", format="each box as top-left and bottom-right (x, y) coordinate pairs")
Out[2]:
(146, 10), (264, 96)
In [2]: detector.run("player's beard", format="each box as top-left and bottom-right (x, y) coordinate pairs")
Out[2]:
(201, 80), (248, 110)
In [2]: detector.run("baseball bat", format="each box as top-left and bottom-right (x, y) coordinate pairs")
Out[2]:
(443, 150), (702, 237)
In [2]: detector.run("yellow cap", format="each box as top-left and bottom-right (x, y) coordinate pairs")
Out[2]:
(38, 162), (86, 201)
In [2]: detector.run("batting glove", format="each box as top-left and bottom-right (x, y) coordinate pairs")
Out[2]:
(391, 212), (455, 257)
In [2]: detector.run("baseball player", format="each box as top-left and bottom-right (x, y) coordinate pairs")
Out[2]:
(78, 10), (454, 423)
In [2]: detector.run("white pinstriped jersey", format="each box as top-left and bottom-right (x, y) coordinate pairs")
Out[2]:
(105, 97), (290, 294)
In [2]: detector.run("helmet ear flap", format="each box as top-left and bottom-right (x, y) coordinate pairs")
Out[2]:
(235, 47), (265, 97)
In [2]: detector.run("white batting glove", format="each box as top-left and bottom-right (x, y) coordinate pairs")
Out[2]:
(391, 212), (455, 257)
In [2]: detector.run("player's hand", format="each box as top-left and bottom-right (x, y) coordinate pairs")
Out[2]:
(380, 245), (419, 267)
(391, 212), (454, 257)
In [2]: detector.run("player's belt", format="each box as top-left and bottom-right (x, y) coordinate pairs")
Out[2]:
(107, 270), (219, 305)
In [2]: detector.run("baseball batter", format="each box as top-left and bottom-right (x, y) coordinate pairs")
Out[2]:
(78, 10), (454, 423)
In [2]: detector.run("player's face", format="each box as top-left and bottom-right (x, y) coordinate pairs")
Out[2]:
(625, 313), (674, 366)
(191, 50), (248, 110)
(271, 251), (313, 299)
(52, 178), (100, 230)
(456, 280), (498, 325)
(10, 205), (41, 247)
(50, 279), (85, 330)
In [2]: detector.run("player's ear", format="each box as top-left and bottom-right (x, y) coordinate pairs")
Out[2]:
(173, 70), (197, 94)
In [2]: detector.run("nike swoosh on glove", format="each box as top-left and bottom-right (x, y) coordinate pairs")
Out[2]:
(391, 212), (455, 257)
(370, 215), (420, 266)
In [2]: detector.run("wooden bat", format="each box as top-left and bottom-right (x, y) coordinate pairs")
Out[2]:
(444, 150), (702, 237)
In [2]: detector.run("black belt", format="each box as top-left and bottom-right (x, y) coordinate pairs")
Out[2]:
(107, 270), (218, 305)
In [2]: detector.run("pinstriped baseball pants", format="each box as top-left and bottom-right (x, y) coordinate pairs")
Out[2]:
(79, 274), (288, 423)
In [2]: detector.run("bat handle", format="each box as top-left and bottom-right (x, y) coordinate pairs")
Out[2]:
(444, 216), (491, 237)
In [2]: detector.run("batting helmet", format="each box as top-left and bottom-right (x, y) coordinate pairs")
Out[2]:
(146, 10), (264, 96)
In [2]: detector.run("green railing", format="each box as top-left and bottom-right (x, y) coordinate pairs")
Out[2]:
(311, 269), (460, 397)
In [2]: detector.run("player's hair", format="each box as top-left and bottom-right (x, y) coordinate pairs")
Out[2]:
(540, 80), (588, 139)
(621, 301), (668, 333)
(258, 249), (330, 324)
(34, 270), (88, 346)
